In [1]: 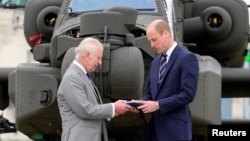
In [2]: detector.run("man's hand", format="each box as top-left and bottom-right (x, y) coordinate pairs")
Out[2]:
(129, 107), (140, 113)
(114, 100), (132, 116)
(136, 100), (159, 113)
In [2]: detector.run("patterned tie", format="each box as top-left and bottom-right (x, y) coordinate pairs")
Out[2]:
(87, 73), (101, 103)
(158, 54), (167, 84)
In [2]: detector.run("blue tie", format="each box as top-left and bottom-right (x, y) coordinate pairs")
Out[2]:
(159, 54), (167, 84)
(87, 73), (101, 103)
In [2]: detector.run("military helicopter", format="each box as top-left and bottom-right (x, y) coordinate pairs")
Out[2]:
(1, 0), (250, 141)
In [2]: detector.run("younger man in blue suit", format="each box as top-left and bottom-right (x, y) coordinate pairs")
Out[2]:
(135, 19), (199, 141)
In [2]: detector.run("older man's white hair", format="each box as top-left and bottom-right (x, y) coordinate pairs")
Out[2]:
(75, 37), (102, 59)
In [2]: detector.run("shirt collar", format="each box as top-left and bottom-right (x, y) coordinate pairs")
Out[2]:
(73, 60), (87, 74)
(165, 42), (177, 58)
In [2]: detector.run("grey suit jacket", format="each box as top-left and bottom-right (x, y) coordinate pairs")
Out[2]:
(57, 63), (113, 141)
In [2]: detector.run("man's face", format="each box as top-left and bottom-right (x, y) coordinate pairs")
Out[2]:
(85, 46), (103, 72)
(146, 27), (168, 54)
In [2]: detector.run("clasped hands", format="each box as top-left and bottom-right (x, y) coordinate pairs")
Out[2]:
(114, 100), (159, 117)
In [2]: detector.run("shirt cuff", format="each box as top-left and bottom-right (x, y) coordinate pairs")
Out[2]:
(156, 101), (160, 109)
(111, 103), (115, 118)
(106, 103), (115, 121)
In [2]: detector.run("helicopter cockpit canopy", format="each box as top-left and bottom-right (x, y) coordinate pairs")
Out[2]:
(68, 0), (157, 13)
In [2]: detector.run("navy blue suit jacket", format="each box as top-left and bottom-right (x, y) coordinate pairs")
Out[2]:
(141, 45), (199, 141)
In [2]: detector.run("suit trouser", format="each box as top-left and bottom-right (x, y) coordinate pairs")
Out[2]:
(151, 122), (159, 141)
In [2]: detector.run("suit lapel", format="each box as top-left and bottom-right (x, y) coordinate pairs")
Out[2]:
(86, 75), (102, 104)
(91, 83), (102, 104)
(158, 46), (180, 89)
(72, 63), (102, 104)
(151, 56), (161, 94)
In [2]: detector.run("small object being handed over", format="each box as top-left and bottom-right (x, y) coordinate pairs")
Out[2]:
(125, 100), (142, 108)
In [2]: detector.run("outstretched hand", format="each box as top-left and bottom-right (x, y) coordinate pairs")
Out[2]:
(135, 100), (159, 113)
(114, 100), (131, 116)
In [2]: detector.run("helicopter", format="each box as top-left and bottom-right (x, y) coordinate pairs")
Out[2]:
(1, 0), (250, 140)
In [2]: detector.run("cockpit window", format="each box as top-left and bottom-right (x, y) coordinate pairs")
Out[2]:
(68, 0), (156, 13)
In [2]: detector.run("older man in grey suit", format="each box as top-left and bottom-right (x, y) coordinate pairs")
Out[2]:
(57, 37), (132, 141)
